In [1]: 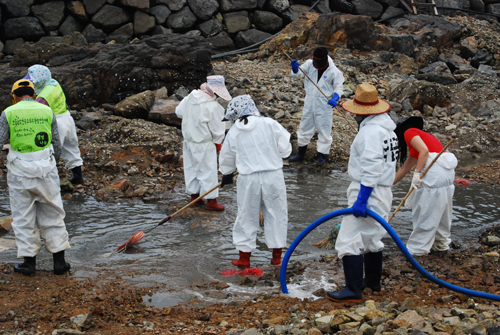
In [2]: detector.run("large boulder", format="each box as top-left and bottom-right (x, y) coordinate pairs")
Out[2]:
(221, 0), (258, 12)
(253, 11), (283, 34)
(389, 80), (453, 111)
(2, 0), (34, 17)
(3, 17), (46, 41)
(167, 7), (198, 30)
(352, 0), (384, 19)
(223, 11), (251, 34)
(91, 5), (133, 32)
(114, 90), (155, 119)
(416, 61), (458, 85)
(1, 34), (212, 111)
(234, 29), (272, 48)
(83, 0), (107, 15)
(188, 0), (220, 20)
(32, 1), (66, 31)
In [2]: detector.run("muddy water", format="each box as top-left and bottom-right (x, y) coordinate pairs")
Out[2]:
(0, 171), (499, 307)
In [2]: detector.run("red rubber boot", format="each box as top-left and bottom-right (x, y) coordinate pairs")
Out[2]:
(232, 251), (251, 268)
(190, 194), (205, 206)
(271, 248), (282, 265)
(205, 198), (225, 211)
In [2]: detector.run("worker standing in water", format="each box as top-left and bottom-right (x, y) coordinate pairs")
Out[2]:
(327, 83), (398, 302)
(289, 47), (345, 166)
(219, 95), (292, 268)
(0, 79), (71, 276)
(393, 116), (457, 256)
(24, 65), (84, 184)
(175, 75), (231, 211)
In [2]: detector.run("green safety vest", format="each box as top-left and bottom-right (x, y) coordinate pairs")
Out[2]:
(5, 101), (53, 153)
(37, 83), (68, 115)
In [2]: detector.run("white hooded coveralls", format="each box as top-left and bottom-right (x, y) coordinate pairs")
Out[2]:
(175, 90), (225, 199)
(0, 100), (69, 258)
(56, 112), (83, 170)
(219, 116), (292, 252)
(335, 113), (398, 259)
(291, 56), (344, 154)
(406, 152), (457, 255)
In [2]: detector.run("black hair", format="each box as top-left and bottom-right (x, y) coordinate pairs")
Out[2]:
(13, 87), (35, 98)
(394, 116), (424, 166)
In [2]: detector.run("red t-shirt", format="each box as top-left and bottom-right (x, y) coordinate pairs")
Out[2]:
(404, 128), (443, 159)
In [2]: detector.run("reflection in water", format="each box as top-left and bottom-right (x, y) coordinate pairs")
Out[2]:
(0, 171), (498, 305)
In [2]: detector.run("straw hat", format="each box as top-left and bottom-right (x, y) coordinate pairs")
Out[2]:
(341, 83), (391, 115)
(206, 75), (231, 101)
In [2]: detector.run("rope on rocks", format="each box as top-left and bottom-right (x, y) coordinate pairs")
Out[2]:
(280, 208), (500, 301)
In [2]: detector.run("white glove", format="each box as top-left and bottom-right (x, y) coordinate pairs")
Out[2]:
(412, 171), (422, 188)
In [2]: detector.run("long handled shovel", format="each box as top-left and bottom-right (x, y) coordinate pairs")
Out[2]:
(115, 182), (223, 253)
(388, 139), (454, 222)
(283, 51), (358, 133)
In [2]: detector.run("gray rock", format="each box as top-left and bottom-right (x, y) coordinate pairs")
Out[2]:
(223, 11), (251, 34)
(62, 32), (88, 47)
(70, 313), (93, 330)
(312, 0), (331, 13)
(91, 5), (133, 32)
(253, 11), (283, 34)
(60, 16), (85, 36)
(439, 52), (467, 72)
(460, 36), (478, 59)
(175, 87), (190, 100)
(82, 24), (107, 44)
(2, 0), (33, 17)
(198, 19), (224, 37)
(221, 0), (258, 12)
(83, 0), (107, 15)
(207, 31), (235, 52)
(150, 5), (171, 25)
(234, 29), (272, 49)
(330, 0), (355, 13)
(471, 49), (493, 68)
(167, 7), (198, 29)
(32, 1), (66, 31)
(478, 65), (497, 77)
(416, 61), (457, 85)
(67, 1), (88, 21)
(280, 5), (311, 23)
(120, 0), (150, 10)
(115, 90), (155, 120)
(0, 41), (4, 55)
(435, 0), (470, 14)
(159, 0), (187, 11)
(39, 36), (64, 44)
(469, 0), (485, 11)
(51, 329), (85, 335)
(352, 0), (384, 18)
(3, 17), (46, 41)
(110, 23), (135, 39)
(149, 99), (182, 128)
(268, 0), (290, 12)
(4, 39), (25, 55)
(380, 6), (405, 23)
(150, 26), (173, 35)
(188, 0), (220, 20)
(75, 112), (101, 130)
(134, 11), (156, 35)
(185, 30), (201, 37)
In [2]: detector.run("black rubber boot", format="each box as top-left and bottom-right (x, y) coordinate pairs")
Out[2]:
(69, 166), (83, 185)
(316, 153), (327, 166)
(53, 250), (71, 275)
(326, 255), (363, 302)
(362, 251), (383, 292)
(14, 256), (36, 276)
(289, 146), (307, 162)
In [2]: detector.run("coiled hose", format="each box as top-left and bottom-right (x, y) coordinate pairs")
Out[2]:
(280, 208), (500, 301)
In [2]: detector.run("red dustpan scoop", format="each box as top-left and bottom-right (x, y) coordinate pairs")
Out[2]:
(116, 231), (145, 252)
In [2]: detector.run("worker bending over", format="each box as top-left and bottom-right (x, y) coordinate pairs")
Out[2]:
(219, 95), (292, 268)
(289, 47), (344, 166)
(175, 75), (231, 211)
(1, 79), (71, 276)
(24, 65), (84, 184)
(327, 83), (397, 302)
(393, 116), (457, 256)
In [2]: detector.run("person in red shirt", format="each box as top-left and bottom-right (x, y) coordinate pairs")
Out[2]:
(393, 117), (458, 256)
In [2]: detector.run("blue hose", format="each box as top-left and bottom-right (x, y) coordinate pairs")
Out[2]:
(280, 208), (500, 301)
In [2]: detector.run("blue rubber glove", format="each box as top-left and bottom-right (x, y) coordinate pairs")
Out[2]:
(328, 93), (340, 107)
(352, 184), (374, 218)
(291, 60), (299, 74)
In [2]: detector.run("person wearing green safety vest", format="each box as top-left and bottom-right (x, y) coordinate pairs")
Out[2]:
(24, 64), (84, 184)
(0, 79), (71, 277)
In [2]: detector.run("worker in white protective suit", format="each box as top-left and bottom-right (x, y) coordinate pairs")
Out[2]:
(393, 116), (457, 256)
(327, 83), (398, 303)
(289, 47), (345, 166)
(175, 75), (231, 211)
(24, 65), (84, 184)
(219, 95), (292, 268)
(0, 79), (71, 276)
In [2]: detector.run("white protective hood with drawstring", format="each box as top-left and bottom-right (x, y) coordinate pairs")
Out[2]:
(175, 89), (226, 199)
(219, 95), (292, 252)
(335, 113), (399, 259)
(405, 151), (457, 255)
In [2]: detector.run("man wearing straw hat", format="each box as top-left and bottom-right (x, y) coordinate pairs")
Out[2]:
(327, 83), (398, 302)
(289, 47), (344, 166)
(393, 116), (457, 256)
(175, 75), (231, 211)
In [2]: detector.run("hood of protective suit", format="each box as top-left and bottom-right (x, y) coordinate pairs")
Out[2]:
(234, 115), (259, 131)
(189, 90), (212, 105)
(359, 113), (396, 132)
(433, 152), (458, 170)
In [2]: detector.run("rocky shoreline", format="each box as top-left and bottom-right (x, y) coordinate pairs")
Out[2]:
(1, 9), (500, 335)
